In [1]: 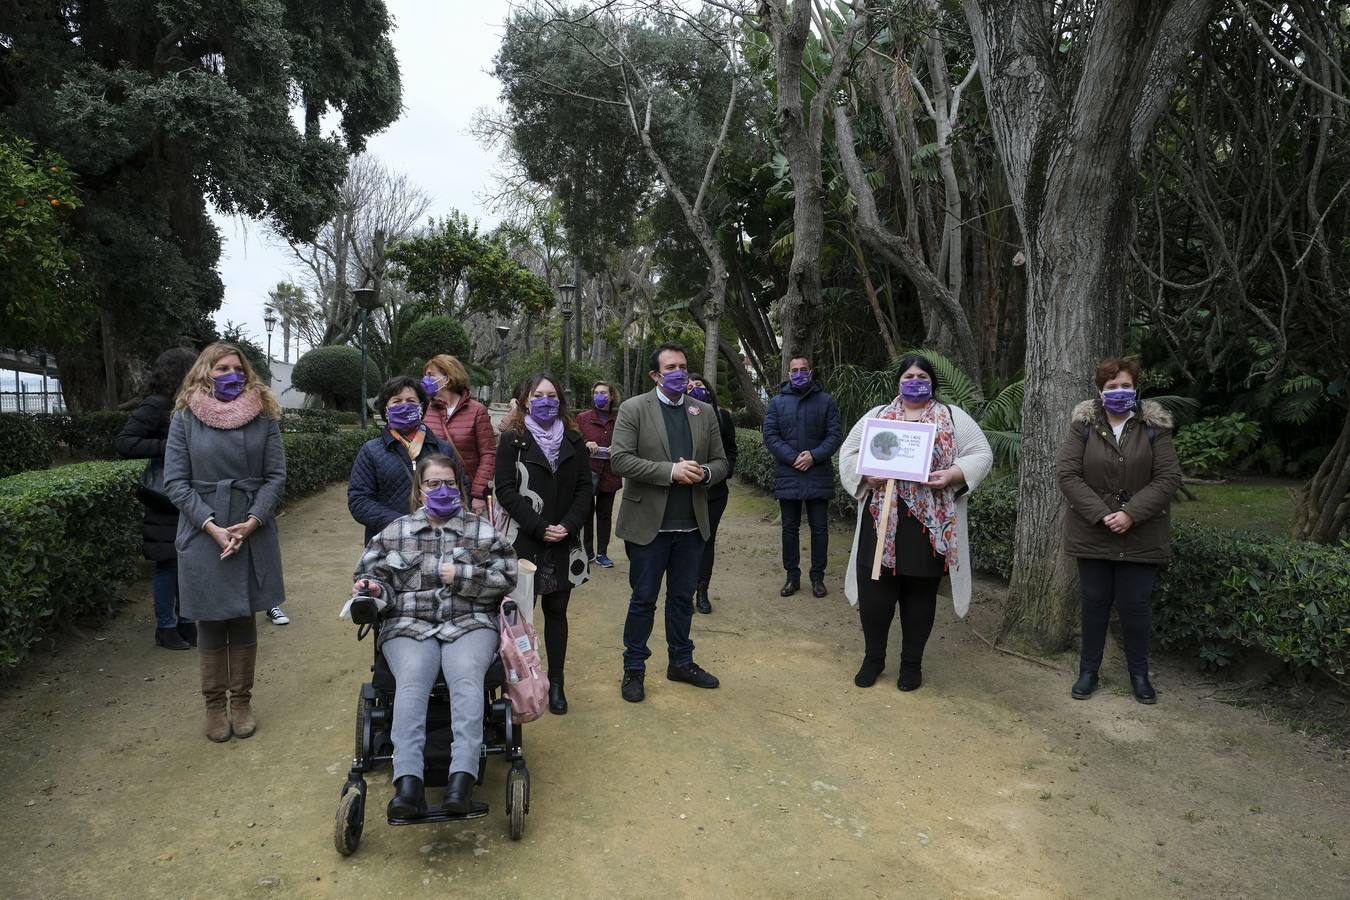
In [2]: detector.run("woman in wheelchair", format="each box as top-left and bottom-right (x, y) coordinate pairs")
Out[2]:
(352, 453), (518, 818)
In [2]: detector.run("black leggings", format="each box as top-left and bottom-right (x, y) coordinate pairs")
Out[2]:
(856, 570), (942, 666)
(540, 590), (571, 680)
(196, 614), (257, 650)
(1077, 558), (1157, 675)
(697, 491), (729, 588)
(584, 491), (616, 558)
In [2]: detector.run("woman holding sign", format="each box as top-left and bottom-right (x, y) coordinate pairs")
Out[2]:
(839, 354), (993, 691)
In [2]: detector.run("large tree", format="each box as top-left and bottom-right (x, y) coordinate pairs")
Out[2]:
(0, 0), (401, 408)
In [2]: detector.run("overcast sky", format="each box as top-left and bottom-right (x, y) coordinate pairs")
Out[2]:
(211, 0), (516, 355)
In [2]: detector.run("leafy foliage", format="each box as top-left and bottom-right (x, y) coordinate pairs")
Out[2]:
(291, 346), (382, 410)
(0, 415), (54, 477)
(401, 316), (473, 373)
(1174, 413), (1262, 479)
(506, 349), (612, 410)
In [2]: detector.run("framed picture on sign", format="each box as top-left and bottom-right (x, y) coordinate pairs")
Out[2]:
(856, 418), (937, 483)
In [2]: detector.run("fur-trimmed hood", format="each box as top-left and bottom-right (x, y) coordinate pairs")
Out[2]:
(1070, 398), (1173, 431)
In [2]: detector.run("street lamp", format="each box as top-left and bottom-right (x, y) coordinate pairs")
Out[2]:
(263, 308), (278, 363)
(558, 281), (575, 401)
(495, 324), (511, 404)
(353, 286), (381, 428)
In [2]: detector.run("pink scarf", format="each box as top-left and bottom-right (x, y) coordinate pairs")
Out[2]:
(187, 389), (262, 430)
(868, 397), (959, 572)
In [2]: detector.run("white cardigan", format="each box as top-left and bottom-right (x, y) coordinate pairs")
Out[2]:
(839, 404), (994, 616)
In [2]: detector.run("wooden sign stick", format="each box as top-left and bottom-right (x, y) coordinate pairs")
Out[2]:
(871, 479), (896, 581)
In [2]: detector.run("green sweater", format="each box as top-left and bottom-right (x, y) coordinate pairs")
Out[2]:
(659, 400), (697, 531)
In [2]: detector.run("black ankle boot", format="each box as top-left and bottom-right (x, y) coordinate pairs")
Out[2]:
(897, 661), (923, 692)
(442, 771), (476, 814)
(1130, 673), (1157, 704)
(177, 621), (197, 647)
(695, 584), (712, 615)
(549, 678), (568, 715)
(854, 657), (885, 688)
(1071, 670), (1100, 699)
(387, 775), (425, 818)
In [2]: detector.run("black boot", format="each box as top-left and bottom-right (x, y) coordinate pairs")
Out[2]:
(549, 677), (568, 715)
(695, 583), (712, 615)
(1130, 673), (1157, 705)
(442, 771), (476, 814)
(1071, 670), (1100, 700)
(897, 661), (923, 692)
(155, 626), (190, 650)
(177, 621), (197, 647)
(779, 577), (800, 597)
(853, 657), (884, 688)
(387, 775), (425, 818)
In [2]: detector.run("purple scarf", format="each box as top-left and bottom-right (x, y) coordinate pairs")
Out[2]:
(525, 416), (565, 469)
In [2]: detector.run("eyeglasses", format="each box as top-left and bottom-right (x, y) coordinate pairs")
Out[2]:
(422, 479), (456, 490)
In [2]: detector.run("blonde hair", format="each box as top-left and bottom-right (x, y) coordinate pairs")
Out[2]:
(175, 342), (281, 419)
(425, 354), (470, 394)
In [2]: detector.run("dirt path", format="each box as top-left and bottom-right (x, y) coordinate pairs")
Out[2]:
(1, 484), (1346, 899)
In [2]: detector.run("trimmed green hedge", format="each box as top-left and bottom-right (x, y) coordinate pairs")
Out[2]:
(0, 428), (378, 672)
(0, 414), (54, 477)
(735, 429), (1349, 680)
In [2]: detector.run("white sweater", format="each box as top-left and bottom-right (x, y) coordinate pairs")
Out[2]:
(839, 404), (994, 616)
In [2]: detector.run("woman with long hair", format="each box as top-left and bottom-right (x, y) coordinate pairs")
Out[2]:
(494, 373), (593, 714)
(574, 380), (622, 569)
(839, 354), (993, 692)
(117, 347), (199, 650)
(687, 373), (737, 614)
(422, 354), (497, 513)
(164, 343), (287, 742)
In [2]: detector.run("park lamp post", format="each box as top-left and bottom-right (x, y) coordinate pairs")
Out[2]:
(558, 281), (575, 402)
(263, 308), (278, 363)
(353, 286), (382, 428)
(496, 324), (511, 404)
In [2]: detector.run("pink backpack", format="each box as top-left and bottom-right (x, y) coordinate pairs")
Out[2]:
(498, 599), (549, 723)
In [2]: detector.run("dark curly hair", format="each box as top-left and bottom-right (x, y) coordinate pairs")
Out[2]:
(147, 348), (198, 399)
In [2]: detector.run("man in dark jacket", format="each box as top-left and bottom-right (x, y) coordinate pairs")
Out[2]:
(761, 355), (843, 597)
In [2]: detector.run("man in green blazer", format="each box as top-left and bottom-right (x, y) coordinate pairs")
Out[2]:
(611, 342), (730, 702)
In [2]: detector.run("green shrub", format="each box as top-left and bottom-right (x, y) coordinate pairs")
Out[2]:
(0, 414), (54, 476)
(403, 315), (473, 372)
(291, 345), (382, 411)
(506, 349), (612, 407)
(1174, 413), (1262, 478)
(280, 411), (338, 434)
(0, 427), (377, 673)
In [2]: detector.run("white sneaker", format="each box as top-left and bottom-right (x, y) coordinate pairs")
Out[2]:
(266, 607), (290, 625)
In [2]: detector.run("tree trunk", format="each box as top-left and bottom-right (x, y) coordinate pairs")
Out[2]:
(1294, 398), (1350, 543)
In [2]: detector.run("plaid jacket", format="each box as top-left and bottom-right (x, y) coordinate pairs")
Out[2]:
(354, 509), (518, 648)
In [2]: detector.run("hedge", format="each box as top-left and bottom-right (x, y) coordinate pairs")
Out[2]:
(0, 414), (53, 477)
(0, 427), (378, 672)
(0, 411), (133, 474)
(734, 429), (1350, 681)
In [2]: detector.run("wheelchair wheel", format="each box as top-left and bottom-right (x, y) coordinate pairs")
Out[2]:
(335, 786), (364, 856)
(506, 769), (527, 841)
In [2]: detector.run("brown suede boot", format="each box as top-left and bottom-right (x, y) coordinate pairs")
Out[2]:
(200, 647), (232, 742)
(227, 641), (258, 738)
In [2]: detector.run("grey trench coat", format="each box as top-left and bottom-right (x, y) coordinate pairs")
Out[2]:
(164, 408), (287, 620)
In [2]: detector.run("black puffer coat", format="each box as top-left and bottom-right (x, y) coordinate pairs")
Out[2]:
(116, 394), (179, 562)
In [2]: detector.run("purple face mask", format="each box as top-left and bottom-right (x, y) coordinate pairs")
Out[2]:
(212, 371), (247, 402)
(386, 401), (422, 431)
(660, 369), (689, 394)
(789, 370), (812, 389)
(593, 393), (610, 410)
(529, 396), (560, 423)
(424, 484), (462, 519)
(900, 379), (933, 403)
(1102, 388), (1137, 415)
(421, 375), (442, 397)
(689, 386), (712, 403)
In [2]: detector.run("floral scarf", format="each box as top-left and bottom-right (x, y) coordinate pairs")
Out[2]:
(390, 425), (428, 461)
(867, 397), (959, 573)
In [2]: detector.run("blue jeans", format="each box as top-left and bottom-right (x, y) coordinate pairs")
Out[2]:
(622, 530), (706, 671)
(152, 559), (180, 628)
(780, 498), (830, 582)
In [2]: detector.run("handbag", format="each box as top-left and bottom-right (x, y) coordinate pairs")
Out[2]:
(136, 458), (176, 512)
(497, 598), (549, 723)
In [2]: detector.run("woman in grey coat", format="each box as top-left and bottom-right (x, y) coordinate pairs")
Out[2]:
(164, 343), (287, 742)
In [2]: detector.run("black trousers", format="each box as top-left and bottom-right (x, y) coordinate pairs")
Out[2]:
(1077, 558), (1158, 676)
(697, 491), (729, 588)
(855, 567), (942, 666)
(584, 490), (616, 558)
(540, 589), (571, 680)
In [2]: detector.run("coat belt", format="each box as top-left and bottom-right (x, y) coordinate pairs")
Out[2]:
(191, 477), (265, 521)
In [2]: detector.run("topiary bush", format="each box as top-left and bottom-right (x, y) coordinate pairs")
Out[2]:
(0, 414), (54, 476)
(403, 315), (473, 371)
(291, 345), (382, 411)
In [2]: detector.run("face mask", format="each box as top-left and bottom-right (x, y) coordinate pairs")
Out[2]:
(900, 379), (933, 402)
(1102, 388), (1137, 415)
(421, 375), (442, 396)
(660, 369), (689, 394)
(212, 371), (247, 402)
(423, 485), (462, 519)
(689, 386), (712, 403)
(789, 370), (812, 389)
(386, 401), (422, 431)
(593, 393), (610, 410)
(529, 396), (560, 423)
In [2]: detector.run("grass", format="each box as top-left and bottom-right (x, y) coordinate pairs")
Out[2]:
(1171, 479), (1297, 536)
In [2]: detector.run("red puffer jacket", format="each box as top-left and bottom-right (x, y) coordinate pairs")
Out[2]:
(425, 397), (498, 501)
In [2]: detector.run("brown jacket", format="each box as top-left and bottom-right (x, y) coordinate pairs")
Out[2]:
(1057, 399), (1183, 564)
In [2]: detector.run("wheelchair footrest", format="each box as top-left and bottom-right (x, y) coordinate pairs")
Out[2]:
(388, 801), (490, 826)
